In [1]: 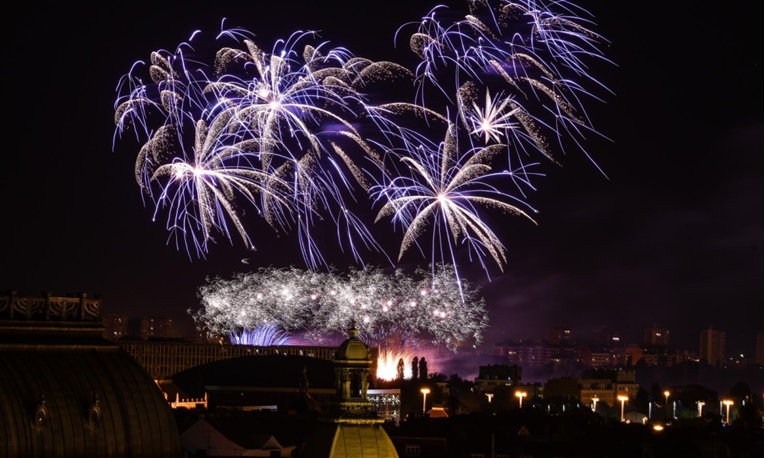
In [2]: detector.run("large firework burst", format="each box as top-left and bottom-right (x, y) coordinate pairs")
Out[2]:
(114, 29), (407, 265)
(191, 264), (488, 352)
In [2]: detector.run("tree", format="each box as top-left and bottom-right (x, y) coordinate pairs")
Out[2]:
(412, 357), (419, 381)
(419, 357), (428, 381)
(730, 381), (752, 400)
(396, 358), (405, 381)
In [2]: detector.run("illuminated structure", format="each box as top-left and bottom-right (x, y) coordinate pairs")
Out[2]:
(303, 323), (398, 457)
(545, 369), (638, 408)
(699, 327), (726, 365)
(0, 292), (181, 457)
(474, 364), (522, 394)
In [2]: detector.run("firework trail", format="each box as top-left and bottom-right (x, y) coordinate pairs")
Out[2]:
(114, 0), (609, 295)
(372, 122), (539, 281)
(192, 264), (488, 352)
(114, 27), (408, 266)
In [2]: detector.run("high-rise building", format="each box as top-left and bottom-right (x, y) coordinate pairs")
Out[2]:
(545, 326), (572, 345)
(644, 323), (670, 346)
(129, 316), (176, 339)
(699, 327), (726, 365)
(102, 313), (128, 341)
(593, 325), (621, 344)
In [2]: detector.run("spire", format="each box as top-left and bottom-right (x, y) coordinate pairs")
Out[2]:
(348, 320), (359, 339)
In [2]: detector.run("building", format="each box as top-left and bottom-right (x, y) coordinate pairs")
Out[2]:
(579, 369), (639, 408)
(102, 313), (128, 340)
(474, 364), (522, 393)
(119, 338), (339, 380)
(130, 316), (176, 339)
(495, 340), (546, 366)
(644, 324), (670, 346)
(0, 291), (181, 457)
(699, 327), (726, 365)
(544, 370), (638, 409)
(302, 323), (398, 457)
(181, 418), (294, 457)
(593, 325), (621, 344)
(578, 344), (625, 368)
(545, 326), (572, 345)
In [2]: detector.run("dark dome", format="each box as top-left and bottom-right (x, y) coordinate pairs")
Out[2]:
(0, 293), (181, 458)
(172, 355), (335, 398)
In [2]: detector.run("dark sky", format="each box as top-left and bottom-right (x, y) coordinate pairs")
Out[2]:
(3, 1), (762, 356)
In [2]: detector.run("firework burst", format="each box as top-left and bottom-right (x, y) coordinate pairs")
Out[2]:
(114, 28), (407, 265)
(192, 264), (488, 352)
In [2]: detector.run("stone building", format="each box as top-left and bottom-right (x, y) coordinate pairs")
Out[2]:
(0, 291), (181, 457)
(302, 323), (398, 457)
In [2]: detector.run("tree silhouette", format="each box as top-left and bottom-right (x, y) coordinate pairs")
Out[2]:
(419, 357), (428, 382)
(397, 358), (405, 380)
(412, 356), (419, 381)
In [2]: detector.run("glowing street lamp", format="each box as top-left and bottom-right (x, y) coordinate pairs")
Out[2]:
(485, 393), (494, 404)
(592, 396), (599, 413)
(723, 400), (734, 424)
(515, 391), (527, 408)
(617, 395), (629, 421)
(696, 401), (705, 418)
(420, 388), (430, 415)
(663, 391), (670, 405)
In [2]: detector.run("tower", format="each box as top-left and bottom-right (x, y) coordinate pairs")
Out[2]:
(302, 322), (398, 457)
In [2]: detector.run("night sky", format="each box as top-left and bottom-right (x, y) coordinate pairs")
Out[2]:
(3, 1), (762, 357)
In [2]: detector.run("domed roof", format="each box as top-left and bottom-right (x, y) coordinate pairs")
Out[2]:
(336, 323), (368, 361)
(0, 292), (181, 458)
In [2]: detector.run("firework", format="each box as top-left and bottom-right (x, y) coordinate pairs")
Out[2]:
(376, 348), (415, 381)
(113, 1), (609, 286)
(230, 323), (292, 346)
(191, 264), (488, 352)
(399, 0), (610, 165)
(114, 28), (405, 265)
(371, 123), (538, 283)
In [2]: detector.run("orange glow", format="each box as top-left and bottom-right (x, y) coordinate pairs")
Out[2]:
(376, 348), (414, 381)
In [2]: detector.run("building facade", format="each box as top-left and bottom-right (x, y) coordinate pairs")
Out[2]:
(644, 324), (670, 346)
(120, 339), (340, 380)
(102, 313), (128, 340)
(699, 327), (726, 365)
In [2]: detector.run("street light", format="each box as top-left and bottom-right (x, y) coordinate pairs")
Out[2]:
(663, 391), (670, 405)
(592, 396), (599, 413)
(723, 400), (734, 424)
(617, 395), (629, 421)
(485, 393), (494, 404)
(515, 391), (527, 408)
(420, 388), (430, 415)
(696, 401), (705, 418)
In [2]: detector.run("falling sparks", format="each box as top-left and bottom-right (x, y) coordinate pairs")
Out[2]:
(376, 348), (415, 381)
